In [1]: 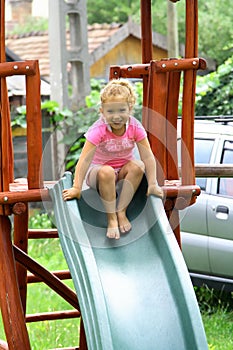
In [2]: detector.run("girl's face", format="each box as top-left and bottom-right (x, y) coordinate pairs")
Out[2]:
(100, 98), (131, 135)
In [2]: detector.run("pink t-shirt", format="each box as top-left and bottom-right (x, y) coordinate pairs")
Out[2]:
(85, 116), (147, 169)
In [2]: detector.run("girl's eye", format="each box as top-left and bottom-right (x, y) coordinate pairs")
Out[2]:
(120, 109), (126, 113)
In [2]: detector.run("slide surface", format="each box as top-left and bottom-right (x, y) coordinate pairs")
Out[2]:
(50, 172), (208, 350)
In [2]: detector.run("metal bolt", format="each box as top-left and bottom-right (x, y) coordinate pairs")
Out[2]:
(127, 66), (132, 71)
(192, 189), (196, 194)
(174, 62), (178, 66)
(192, 60), (197, 65)
(3, 196), (8, 202)
(162, 63), (166, 68)
(25, 65), (30, 70)
(114, 71), (118, 75)
(13, 65), (18, 70)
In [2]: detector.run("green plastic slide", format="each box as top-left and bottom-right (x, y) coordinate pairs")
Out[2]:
(50, 172), (208, 350)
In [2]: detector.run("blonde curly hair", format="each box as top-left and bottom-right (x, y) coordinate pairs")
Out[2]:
(100, 79), (136, 108)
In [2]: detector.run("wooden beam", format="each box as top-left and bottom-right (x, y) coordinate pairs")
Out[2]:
(13, 245), (79, 310)
(0, 188), (50, 204)
(27, 269), (71, 283)
(28, 228), (58, 239)
(0, 217), (31, 349)
(0, 61), (37, 77)
(194, 164), (233, 177)
(26, 310), (80, 323)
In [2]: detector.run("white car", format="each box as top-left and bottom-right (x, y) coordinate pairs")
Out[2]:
(179, 119), (233, 291)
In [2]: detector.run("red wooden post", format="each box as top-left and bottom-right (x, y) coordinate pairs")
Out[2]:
(26, 61), (43, 189)
(165, 71), (181, 180)
(14, 207), (29, 313)
(147, 61), (169, 185)
(0, 216), (31, 349)
(0, 0), (14, 216)
(181, 0), (198, 185)
(79, 318), (88, 350)
(165, 70), (182, 247)
(140, 0), (152, 129)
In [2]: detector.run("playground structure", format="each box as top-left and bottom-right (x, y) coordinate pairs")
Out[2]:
(0, 0), (208, 349)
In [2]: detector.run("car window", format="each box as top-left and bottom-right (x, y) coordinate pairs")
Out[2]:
(177, 137), (214, 190)
(194, 138), (214, 190)
(218, 140), (233, 196)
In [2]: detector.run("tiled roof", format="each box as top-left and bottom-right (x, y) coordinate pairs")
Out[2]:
(88, 23), (121, 53)
(5, 23), (125, 78)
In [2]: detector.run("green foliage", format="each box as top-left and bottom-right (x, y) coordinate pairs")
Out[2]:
(29, 212), (55, 229)
(65, 136), (86, 172)
(87, 0), (136, 24)
(11, 105), (27, 128)
(194, 285), (233, 314)
(195, 56), (233, 116)
(87, 0), (232, 66)
(202, 311), (233, 350)
(8, 16), (48, 35)
(198, 0), (233, 65)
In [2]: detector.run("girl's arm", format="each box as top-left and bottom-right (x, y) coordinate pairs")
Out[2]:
(137, 137), (163, 198)
(63, 140), (96, 200)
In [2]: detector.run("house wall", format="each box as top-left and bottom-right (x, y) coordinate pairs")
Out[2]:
(90, 36), (167, 80)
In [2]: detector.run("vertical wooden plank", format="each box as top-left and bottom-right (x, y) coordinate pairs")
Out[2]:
(140, 0), (152, 63)
(0, 0), (14, 216)
(165, 70), (181, 246)
(166, 71), (181, 180)
(26, 61), (43, 189)
(140, 0), (152, 129)
(0, 0), (5, 62)
(0, 216), (31, 350)
(1, 77), (14, 189)
(79, 318), (88, 350)
(14, 207), (29, 314)
(147, 61), (169, 185)
(181, 0), (198, 185)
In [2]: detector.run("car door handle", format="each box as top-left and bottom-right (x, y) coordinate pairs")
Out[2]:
(215, 205), (229, 220)
(216, 205), (229, 214)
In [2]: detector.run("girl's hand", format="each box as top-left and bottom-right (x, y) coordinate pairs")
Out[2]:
(147, 184), (164, 199)
(62, 187), (81, 201)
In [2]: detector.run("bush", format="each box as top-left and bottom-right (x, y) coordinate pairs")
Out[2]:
(195, 56), (233, 116)
(194, 285), (233, 314)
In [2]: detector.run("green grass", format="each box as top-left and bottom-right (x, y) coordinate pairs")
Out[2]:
(0, 234), (233, 349)
(26, 238), (81, 349)
(202, 311), (233, 350)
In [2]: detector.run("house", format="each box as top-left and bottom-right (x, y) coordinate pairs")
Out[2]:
(5, 19), (178, 82)
(6, 0), (215, 86)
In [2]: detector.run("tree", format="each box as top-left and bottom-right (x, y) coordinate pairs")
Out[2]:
(195, 56), (233, 116)
(8, 0), (232, 66)
(87, 0), (233, 66)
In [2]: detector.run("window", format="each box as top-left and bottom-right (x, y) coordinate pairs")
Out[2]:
(218, 141), (233, 196)
(194, 139), (214, 190)
(177, 138), (214, 190)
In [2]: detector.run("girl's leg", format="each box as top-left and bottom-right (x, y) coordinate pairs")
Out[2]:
(88, 165), (120, 239)
(117, 160), (145, 233)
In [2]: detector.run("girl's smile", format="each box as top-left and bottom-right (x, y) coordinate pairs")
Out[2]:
(100, 101), (131, 135)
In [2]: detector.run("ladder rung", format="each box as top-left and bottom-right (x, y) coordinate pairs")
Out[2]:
(26, 310), (80, 323)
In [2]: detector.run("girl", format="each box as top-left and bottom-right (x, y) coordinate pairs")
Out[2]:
(63, 79), (163, 239)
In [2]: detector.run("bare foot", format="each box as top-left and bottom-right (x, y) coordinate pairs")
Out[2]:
(147, 184), (164, 199)
(117, 211), (132, 234)
(106, 215), (120, 239)
(106, 227), (120, 240)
